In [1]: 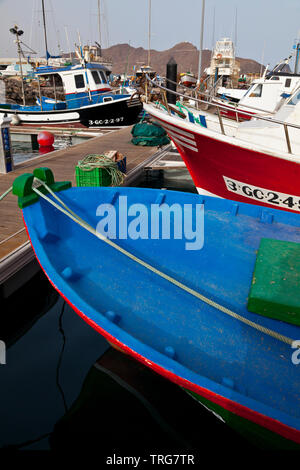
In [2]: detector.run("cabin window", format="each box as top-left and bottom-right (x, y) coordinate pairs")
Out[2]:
(75, 74), (85, 89)
(285, 78), (291, 87)
(92, 70), (101, 85)
(249, 84), (262, 97)
(99, 71), (107, 83)
(271, 76), (280, 80)
(288, 92), (300, 106)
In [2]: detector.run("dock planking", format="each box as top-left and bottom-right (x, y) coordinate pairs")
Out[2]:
(0, 126), (159, 260)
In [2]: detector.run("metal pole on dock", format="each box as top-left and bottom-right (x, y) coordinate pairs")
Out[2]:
(0, 115), (13, 174)
(197, 0), (206, 84)
(166, 57), (177, 105)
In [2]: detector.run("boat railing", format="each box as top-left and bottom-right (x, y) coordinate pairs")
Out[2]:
(145, 74), (300, 155)
(36, 88), (135, 111)
(160, 74), (226, 103)
(157, 74), (278, 116)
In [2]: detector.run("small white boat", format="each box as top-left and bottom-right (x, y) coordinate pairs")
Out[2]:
(180, 73), (197, 88)
(1, 62), (35, 78)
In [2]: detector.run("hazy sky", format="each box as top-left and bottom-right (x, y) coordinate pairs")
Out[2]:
(0, 0), (299, 69)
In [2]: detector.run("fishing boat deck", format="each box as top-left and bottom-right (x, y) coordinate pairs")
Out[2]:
(0, 126), (164, 287)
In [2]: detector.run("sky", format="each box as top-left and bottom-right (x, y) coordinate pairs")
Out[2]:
(0, 0), (299, 69)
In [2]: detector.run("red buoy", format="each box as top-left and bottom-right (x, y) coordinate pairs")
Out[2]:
(38, 145), (54, 155)
(37, 131), (54, 147)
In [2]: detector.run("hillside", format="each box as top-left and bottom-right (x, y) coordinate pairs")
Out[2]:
(101, 41), (263, 76)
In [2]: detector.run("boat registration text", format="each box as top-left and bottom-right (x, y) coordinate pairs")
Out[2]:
(89, 117), (124, 126)
(223, 176), (300, 212)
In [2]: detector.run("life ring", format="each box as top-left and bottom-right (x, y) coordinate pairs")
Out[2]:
(11, 113), (20, 125)
(216, 53), (222, 59)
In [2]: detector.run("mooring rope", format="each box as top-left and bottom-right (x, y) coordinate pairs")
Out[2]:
(77, 154), (125, 187)
(32, 178), (295, 346)
(0, 186), (12, 201)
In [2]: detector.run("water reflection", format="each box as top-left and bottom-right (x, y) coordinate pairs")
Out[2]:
(0, 271), (109, 450)
(49, 348), (254, 454)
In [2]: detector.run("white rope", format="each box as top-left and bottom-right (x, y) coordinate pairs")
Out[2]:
(0, 186), (13, 201)
(31, 178), (295, 346)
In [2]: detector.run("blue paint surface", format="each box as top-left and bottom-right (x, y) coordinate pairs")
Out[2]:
(22, 187), (300, 432)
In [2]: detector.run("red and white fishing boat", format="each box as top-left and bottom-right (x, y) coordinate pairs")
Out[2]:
(180, 72), (197, 88)
(144, 86), (300, 214)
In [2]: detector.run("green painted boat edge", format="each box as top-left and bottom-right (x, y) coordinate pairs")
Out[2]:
(184, 389), (300, 451)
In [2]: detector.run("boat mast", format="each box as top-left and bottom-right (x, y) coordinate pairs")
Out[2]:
(148, 0), (151, 66)
(41, 0), (49, 64)
(234, 7), (237, 54)
(97, 0), (101, 52)
(294, 40), (300, 74)
(197, 0), (205, 83)
(64, 26), (72, 62)
(77, 30), (92, 101)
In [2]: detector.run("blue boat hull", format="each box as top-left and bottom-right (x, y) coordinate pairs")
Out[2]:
(20, 185), (300, 446)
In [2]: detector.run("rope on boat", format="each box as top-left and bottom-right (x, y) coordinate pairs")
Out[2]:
(32, 178), (295, 347)
(77, 154), (125, 186)
(0, 186), (12, 201)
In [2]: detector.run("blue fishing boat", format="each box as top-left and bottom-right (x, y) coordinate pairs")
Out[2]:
(0, 2), (140, 128)
(12, 168), (300, 449)
(0, 63), (142, 128)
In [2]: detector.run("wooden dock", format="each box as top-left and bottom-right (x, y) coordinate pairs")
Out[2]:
(0, 126), (166, 293)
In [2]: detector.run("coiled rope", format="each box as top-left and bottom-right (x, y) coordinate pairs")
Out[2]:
(77, 154), (125, 186)
(31, 177), (295, 347)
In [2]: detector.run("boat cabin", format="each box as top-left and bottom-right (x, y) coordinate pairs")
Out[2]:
(237, 71), (300, 114)
(206, 38), (240, 87)
(135, 65), (156, 79)
(35, 63), (113, 108)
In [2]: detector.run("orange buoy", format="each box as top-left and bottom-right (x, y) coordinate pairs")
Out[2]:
(37, 131), (54, 147)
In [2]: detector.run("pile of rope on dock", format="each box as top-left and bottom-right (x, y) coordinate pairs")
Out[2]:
(77, 154), (125, 186)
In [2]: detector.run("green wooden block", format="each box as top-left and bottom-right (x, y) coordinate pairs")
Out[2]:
(12, 168), (72, 208)
(248, 238), (300, 325)
(33, 167), (55, 185)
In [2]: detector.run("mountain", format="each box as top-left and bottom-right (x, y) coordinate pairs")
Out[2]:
(101, 42), (263, 76)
